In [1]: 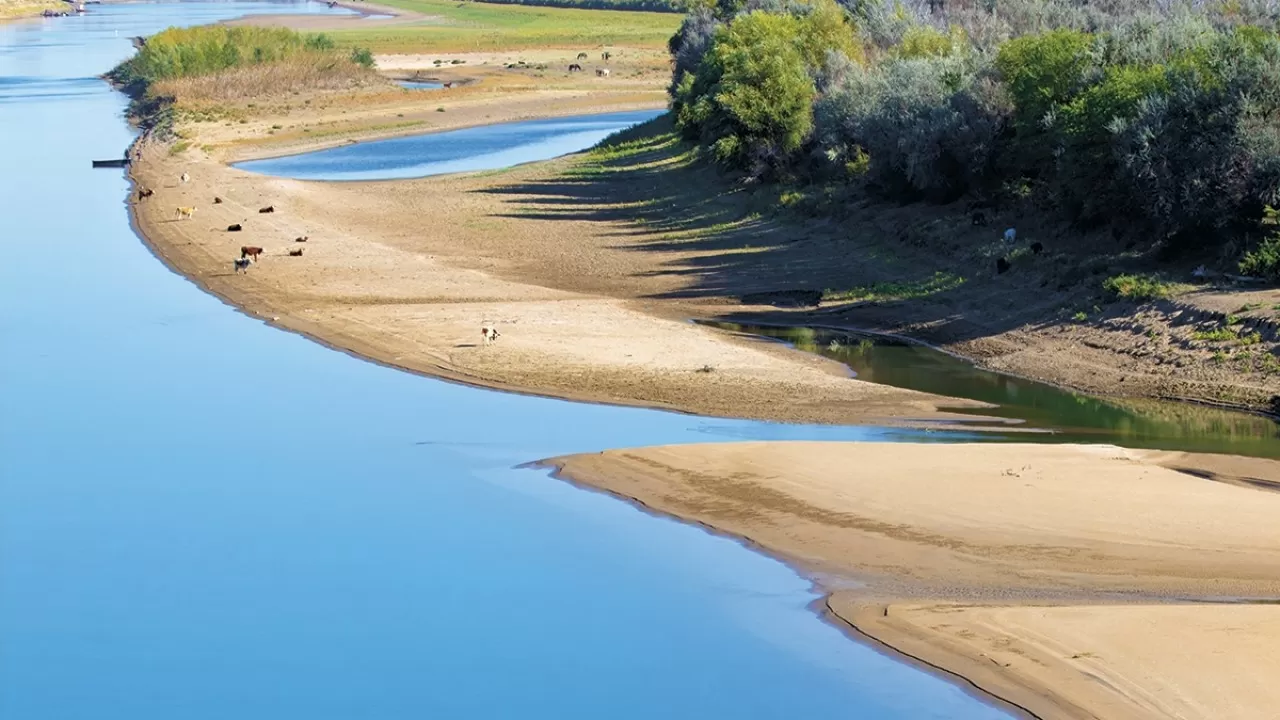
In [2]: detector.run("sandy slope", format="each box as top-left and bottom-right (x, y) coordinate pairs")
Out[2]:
(128, 90), (986, 426)
(546, 441), (1280, 719)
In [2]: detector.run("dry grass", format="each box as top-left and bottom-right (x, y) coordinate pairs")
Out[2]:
(152, 54), (386, 103)
(0, 0), (64, 20)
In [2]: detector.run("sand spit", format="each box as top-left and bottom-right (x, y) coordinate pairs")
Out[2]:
(127, 94), (987, 426)
(545, 441), (1280, 720)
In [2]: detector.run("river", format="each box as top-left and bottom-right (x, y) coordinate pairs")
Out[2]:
(0, 3), (1010, 718)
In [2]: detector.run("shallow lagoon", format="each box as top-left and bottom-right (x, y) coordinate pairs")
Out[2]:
(235, 109), (664, 180)
(0, 3), (1010, 718)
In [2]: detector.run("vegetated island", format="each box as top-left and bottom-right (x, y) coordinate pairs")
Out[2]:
(544, 441), (1280, 720)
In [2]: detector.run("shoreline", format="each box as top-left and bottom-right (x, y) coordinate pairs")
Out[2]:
(543, 441), (1280, 720)
(122, 86), (998, 427)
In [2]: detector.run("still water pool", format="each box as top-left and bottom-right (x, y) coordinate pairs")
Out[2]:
(234, 109), (664, 180)
(709, 322), (1280, 458)
(0, 3), (1010, 719)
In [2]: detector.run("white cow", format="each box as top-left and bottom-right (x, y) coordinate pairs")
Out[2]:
(481, 325), (501, 345)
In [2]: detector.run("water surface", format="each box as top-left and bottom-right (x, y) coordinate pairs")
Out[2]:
(0, 4), (1010, 718)
(396, 78), (443, 89)
(235, 109), (664, 180)
(710, 322), (1280, 458)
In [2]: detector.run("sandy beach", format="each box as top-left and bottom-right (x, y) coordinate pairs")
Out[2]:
(126, 78), (990, 426)
(546, 441), (1280, 719)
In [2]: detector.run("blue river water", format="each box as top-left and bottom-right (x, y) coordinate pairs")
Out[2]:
(0, 3), (1010, 718)
(235, 109), (665, 180)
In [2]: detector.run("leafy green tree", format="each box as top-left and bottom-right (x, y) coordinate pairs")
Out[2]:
(705, 11), (816, 166)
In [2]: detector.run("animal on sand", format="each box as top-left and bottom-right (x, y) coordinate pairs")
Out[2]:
(213, 196), (223, 204)
(601, 51), (611, 61)
(288, 248), (304, 257)
(179, 172), (189, 184)
(227, 223), (243, 232)
(481, 324), (500, 345)
(295, 235), (308, 243)
(596, 68), (609, 78)
(233, 257), (252, 273)
(174, 206), (196, 220)
(136, 186), (153, 200)
(442, 81), (454, 89)
(568, 63), (582, 72)
(576, 51), (588, 60)
(259, 205), (274, 214)
(240, 245), (264, 261)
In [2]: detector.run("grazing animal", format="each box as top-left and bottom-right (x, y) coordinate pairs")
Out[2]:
(288, 248), (304, 257)
(227, 223), (243, 232)
(174, 206), (196, 220)
(179, 172), (189, 184)
(295, 235), (308, 243)
(136, 186), (153, 200)
(602, 51), (611, 61)
(240, 246), (264, 261)
(971, 211), (986, 226)
(996, 257), (1011, 274)
(213, 196), (223, 204)
(481, 325), (500, 345)
(576, 51), (588, 60)
(442, 81), (454, 89)
(233, 257), (252, 273)
(1030, 241), (1044, 255)
(596, 68), (610, 78)
(1003, 227), (1017, 244)
(259, 205), (274, 214)
(568, 63), (582, 72)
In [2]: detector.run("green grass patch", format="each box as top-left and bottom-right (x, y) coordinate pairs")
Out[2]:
(1194, 326), (1241, 342)
(329, 0), (680, 53)
(822, 271), (966, 303)
(1102, 273), (1175, 302)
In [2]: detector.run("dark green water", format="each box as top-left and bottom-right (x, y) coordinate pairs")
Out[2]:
(708, 322), (1280, 458)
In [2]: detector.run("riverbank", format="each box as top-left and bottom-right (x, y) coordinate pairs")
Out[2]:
(0, 0), (68, 21)
(544, 440), (1280, 719)
(127, 91), (990, 426)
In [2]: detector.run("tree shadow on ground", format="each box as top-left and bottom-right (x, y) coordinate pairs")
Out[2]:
(474, 115), (1118, 346)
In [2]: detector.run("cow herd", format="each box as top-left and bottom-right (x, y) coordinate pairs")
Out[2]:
(136, 171), (506, 345)
(565, 50), (613, 76)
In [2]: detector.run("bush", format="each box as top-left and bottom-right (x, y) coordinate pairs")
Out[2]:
(114, 26), (343, 85)
(680, 11), (816, 170)
(1102, 273), (1173, 301)
(350, 47), (375, 69)
(1240, 207), (1280, 280)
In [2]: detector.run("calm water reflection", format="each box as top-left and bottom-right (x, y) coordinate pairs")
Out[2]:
(710, 323), (1280, 458)
(0, 3), (1009, 719)
(234, 109), (664, 180)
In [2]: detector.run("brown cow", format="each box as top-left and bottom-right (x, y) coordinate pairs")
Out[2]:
(136, 186), (153, 200)
(288, 248), (304, 257)
(241, 246), (264, 261)
(259, 205), (274, 214)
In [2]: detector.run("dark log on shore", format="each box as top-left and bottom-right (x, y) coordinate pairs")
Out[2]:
(91, 158), (129, 168)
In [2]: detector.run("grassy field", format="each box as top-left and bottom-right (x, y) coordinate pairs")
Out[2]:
(329, 0), (681, 53)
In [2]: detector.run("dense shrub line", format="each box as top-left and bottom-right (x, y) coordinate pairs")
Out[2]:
(667, 0), (1280, 268)
(112, 26), (374, 88)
